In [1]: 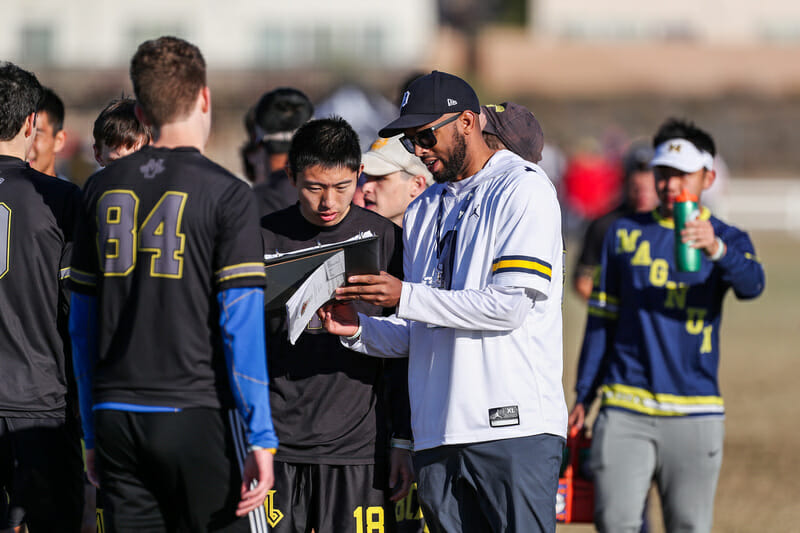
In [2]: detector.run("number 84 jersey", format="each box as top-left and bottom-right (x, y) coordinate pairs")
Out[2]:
(70, 146), (266, 410)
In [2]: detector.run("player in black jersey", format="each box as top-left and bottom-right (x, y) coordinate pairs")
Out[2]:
(0, 62), (84, 532)
(69, 37), (277, 532)
(261, 117), (413, 533)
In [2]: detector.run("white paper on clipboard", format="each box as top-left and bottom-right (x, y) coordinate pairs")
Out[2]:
(285, 250), (346, 345)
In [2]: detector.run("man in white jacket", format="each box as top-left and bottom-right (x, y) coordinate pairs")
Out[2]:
(321, 70), (567, 533)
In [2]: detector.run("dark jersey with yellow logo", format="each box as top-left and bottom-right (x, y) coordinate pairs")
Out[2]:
(0, 156), (80, 417)
(70, 146), (266, 409)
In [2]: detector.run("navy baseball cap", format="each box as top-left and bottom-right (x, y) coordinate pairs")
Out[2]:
(379, 71), (480, 138)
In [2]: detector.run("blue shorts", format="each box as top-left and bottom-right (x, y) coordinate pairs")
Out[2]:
(413, 434), (564, 533)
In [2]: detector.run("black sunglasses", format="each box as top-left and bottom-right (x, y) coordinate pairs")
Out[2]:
(399, 114), (460, 154)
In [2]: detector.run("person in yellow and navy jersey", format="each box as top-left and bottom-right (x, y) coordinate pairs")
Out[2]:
(569, 117), (765, 533)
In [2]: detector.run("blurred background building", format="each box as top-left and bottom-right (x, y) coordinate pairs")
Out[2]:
(3, 0), (799, 233)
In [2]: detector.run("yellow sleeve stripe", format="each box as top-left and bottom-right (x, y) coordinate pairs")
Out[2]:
(590, 291), (619, 305)
(68, 268), (97, 287)
(492, 259), (552, 280)
(588, 307), (618, 320)
(215, 262), (266, 276)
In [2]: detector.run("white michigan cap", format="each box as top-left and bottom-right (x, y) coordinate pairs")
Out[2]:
(362, 135), (433, 185)
(651, 138), (714, 173)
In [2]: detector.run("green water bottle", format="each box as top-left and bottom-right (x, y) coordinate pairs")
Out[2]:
(674, 189), (701, 272)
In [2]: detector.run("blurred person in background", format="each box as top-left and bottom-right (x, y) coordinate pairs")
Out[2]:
(573, 142), (658, 300)
(92, 97), (152, 167)
(244, 87), (314, 216)
(28, 87), (68, 180)
(479, 102), (544, 165)
(569, 118), (765, 533)
(561, 137), (623, 237)
(361, 135), (433, 226)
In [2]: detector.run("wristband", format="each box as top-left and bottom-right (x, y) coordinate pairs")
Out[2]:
(390, 438), (414, 451)
(345, 324), (362, 341)
(709, 237), (726, 261)
(247, 445), (277, 455)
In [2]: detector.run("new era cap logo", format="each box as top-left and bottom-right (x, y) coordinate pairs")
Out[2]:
(401, 91), (410, 108)
(447, 98), (458, 107)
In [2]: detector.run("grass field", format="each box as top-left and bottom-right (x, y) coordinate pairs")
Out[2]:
(559, 231), (800, 533)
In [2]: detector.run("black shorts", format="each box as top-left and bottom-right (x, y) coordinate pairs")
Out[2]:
(269, 460), (397, 533)
(392, 482), (426, 533)
(95, 408), (268, 532)
(0, 415), (84, 531)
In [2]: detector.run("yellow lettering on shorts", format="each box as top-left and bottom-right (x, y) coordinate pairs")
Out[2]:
(354, 505), (385, 533)
(264, 490), (284, 527)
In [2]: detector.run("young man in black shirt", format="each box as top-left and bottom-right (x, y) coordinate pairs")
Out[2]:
(0, 62), (84, 532)
(69, 37), (277, 532)
(261, 117), (412, 533)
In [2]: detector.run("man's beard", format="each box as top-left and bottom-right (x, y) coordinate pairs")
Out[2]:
(432, 130), (467, 184)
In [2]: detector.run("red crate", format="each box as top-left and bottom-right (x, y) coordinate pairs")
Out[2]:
(556, 426), (594, 523)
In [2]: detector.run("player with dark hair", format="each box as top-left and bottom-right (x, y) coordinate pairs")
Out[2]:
(69, 36), (276, 531)
(569, 118), (765, 532)
(28, 87), (67, 177)
(0, 61), (84, 532)
(92, 97), (152, 167)
(261, 116), (412, 533)
(244, 87), (314, 216)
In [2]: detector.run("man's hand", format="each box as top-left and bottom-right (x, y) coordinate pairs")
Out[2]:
(568, 403), (586, 431)
(389, 448), (414, 502)
(335, 271), (403, 308)
(681, 218), (718, 256)
(85, 448), (100, 489)
(237, 448), (274, 517)
(318, 302), (360, 337)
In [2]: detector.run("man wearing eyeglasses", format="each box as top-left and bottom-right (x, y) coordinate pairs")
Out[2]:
(321, 71), (567, 533)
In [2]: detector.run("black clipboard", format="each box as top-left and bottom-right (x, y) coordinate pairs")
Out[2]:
(263, 235), (381, 312)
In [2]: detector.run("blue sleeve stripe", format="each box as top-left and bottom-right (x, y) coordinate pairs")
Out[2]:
(93, 402), (181, 413)
(69, 292), (98, 449)
(218, 287), (279, 449)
